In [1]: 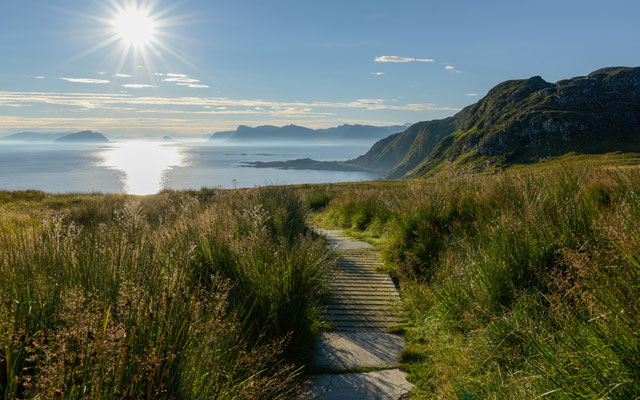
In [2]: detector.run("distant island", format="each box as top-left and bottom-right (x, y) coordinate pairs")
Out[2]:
(55, 131), (110, 143)
(241, 158), (373, 172)
(209, 123), (409, 143)
(209, 130), (236, 140)
(1, 130), (110, 144)
(245, 66), (640, 177)
(161, 136), (174, 142)
(0, 131), (71, 142)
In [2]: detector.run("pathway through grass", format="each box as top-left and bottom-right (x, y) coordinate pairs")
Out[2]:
(303, 228), (412, 399)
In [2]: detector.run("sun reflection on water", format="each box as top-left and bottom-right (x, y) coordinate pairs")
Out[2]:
(98, 142), (184, 195)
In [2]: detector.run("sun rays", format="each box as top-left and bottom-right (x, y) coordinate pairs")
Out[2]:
(63, 0), (195, 82)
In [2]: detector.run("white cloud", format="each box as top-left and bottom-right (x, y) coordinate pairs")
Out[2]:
(97, 72), (106, 75)
(445, 65), (455, 70)
(60, 78), (110, 84)
(0, 91), (461, 115)
(34, 76), (45, 79)
(123, 84), (155, 89)
(371, 72), (384, 76)
(115, 73), (133, 78)
(375, 56), (434, 63)
(154, 73), (164, 76)
(165, 77), (200, 83)
(466, 93), (478, 97)
(163, 73), (208, 87)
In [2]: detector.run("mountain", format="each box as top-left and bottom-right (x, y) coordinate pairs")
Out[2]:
(209, 130), (236, 140)
(161, 136), (174, 142)
(232, 124), (317, 141)
(348, 66), (640, 178)
(316, 124), (409, 140)
(349, 119), (458, 173)
(0, 132), (71, 142)
(208, 123), (406, 142)
(55, 131), (110, 143)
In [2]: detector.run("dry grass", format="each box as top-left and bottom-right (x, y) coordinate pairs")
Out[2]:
(0, 187), (331, 399)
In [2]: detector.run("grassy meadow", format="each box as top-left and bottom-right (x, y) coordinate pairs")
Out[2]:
(2, 155), (640, 399)
(304, 162), (640, 399)
(0, 188), (332, 399)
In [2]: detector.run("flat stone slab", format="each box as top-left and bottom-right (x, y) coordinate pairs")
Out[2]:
(304, 369), (413, 400)
(314, 331), (405, 369)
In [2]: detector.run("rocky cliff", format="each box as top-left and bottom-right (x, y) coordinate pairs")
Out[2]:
(352, 66), (640, 178)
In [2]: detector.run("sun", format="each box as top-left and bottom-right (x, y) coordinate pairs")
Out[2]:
(113, 7), (156, 47)
(70, 1), (193, 75)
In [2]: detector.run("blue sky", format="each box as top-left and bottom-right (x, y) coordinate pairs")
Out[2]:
(1, 0), (639, 138)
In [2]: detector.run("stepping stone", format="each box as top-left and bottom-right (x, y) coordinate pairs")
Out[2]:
(304, 369), (413, 400)
(314, 331), (405, 369)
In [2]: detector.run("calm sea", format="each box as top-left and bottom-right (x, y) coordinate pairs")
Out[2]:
(0, 142), (378, 195)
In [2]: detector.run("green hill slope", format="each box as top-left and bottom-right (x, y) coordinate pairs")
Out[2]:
(352, 66), (640, 178)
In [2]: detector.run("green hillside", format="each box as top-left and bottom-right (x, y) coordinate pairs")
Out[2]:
(351, 66), (640, 178)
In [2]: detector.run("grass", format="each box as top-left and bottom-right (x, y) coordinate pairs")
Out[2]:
(3, 155), (639, 399)
(309, 163), (640, 399)
(0, 187), (332, 399)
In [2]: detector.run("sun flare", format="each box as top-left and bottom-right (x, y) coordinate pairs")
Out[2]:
(113, 8), (156, 47)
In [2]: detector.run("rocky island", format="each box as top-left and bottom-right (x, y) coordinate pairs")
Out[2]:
(54, 130), (110, 143)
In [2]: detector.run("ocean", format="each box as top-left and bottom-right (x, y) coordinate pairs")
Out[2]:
(0, 142), (378, 195)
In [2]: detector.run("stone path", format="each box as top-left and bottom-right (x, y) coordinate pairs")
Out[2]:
(303, 228), (413, 399)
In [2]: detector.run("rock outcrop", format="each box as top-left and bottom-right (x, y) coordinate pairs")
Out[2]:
(351, 66), (640, 178)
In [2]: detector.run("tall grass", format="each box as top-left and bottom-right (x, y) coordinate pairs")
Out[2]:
(0, 188), (331, 399)
(317, 166), (640, 398)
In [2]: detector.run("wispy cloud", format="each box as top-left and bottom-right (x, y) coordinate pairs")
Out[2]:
(466, 93), (478, 97)
(0, 91), (460, 116)
(0, 91), (459, 111)
(445, 65), (462, 73)
(97, 72), (106, 75)
(115, 73), (133, 78)
(123, 84), (155, 89)
(163, 73), (208, 88)
(375, 56), (434, 63)
(165, 77), (199, 83)
(34, 76), (45, 79)
(371, 72), (384, 76)
(60, 78), (110, 84)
